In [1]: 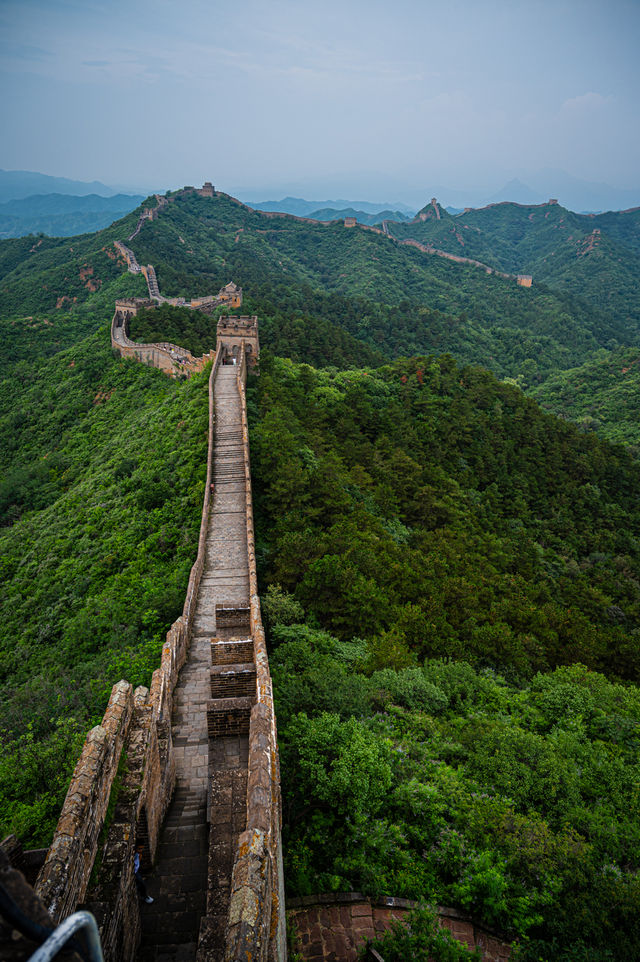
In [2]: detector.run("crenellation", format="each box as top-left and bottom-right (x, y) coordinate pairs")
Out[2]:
(216, 314), (259, 368)
(24, 214), (512, 961)
(36, 681), (135, 925)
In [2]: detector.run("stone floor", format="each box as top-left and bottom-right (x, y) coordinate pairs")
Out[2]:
(137, 364), (252, 962)
(137, 635), (210, 962)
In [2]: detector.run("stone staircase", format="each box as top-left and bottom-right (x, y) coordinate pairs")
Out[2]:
(138, 364), (255, 961)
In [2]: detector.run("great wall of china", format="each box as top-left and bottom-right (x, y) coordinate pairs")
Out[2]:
(1, 187), (513, 962)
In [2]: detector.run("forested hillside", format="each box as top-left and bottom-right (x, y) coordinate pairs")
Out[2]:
(0, 334), (208, 843)
(250, 355), (640, 960)
(2, 190), (637, 393)
(532, 347), (640, 449)
(389, 201), (640, 328)
(1, 187), (640, 960)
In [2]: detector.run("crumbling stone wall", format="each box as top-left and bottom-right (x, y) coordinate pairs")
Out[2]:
(288, 894), (511, 962)
(33, 345), (224, 961)
(223, 344), (286, 962)
(111, 299), (215, 378)
(35, 680), (134, 924)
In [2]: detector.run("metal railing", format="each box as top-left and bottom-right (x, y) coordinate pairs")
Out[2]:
(28, 910), (104, 962)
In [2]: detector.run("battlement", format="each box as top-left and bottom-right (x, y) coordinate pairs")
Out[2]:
(114, 297), (155, 315)
(111, 300), (215, 377)
(216, 314), (260, 367)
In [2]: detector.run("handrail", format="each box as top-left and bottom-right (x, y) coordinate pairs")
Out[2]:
(28, 910), (104, 962)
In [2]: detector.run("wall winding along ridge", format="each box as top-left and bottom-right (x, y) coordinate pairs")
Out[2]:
(32, 233), (284, 958)
(5, 189), (515, 962)
(34, 339), (223, 959)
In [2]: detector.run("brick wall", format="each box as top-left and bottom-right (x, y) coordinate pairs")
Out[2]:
(110, 303), (215, 378)
(33, 345), (224, 961)
(288, 894), (511, 962)
(223, 344), (287, 962)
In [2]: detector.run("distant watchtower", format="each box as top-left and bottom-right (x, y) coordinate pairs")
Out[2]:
(217, 315), (260, 368)
(199, 182), (215, 197)
(218, 281), (243, 308)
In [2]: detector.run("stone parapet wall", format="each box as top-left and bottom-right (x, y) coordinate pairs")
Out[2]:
(33, 345), (223, 961)
(224, 345), (286, 962)
(35, 680), (135, 923)
(399, 237), (516, 278)
(111, 303), (215, 379)
(114, 241), (142, 273)
(288, 893), (511, 962)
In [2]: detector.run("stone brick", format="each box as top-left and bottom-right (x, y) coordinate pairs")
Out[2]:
(448, 920), (475, 945)
(351, 902), (372, 918)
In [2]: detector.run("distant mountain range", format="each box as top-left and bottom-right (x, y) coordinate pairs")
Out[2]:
(2, 164), (639, 242)
(0, 169), (121, 203)
(400, 171), (640, 214)
(246, 196), (415, 217)
(306, 206), (412, 226)
(0, 192), (145, 238)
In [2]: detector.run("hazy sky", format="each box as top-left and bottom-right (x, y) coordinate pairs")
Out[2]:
(1, 0), (639, 203)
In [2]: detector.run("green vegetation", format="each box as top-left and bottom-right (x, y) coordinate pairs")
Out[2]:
(390, 202), (640, 328)
(129, 303), (218, 357)
(0, 332), (208, 843)
(249, 355), (640, 959)
(531, 347), (640, 450)
(251, 356), (640, 683)
(2, 189), (638, 392)
(362, 905), (481, 961)
(2, 187), (640, 958)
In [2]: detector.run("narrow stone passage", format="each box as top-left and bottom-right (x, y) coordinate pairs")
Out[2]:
(138, 363), (253, 962)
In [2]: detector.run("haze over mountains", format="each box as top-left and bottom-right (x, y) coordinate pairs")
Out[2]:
(2, 165), (639, 238)
(2, 184), (640, 960)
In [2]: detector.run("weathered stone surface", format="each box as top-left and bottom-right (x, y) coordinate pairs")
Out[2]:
(33, 335), (285, 962)
(288, 894), (512, 961)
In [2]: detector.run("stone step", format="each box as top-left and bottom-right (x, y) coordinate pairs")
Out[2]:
(207, 697), (253, 738)
(211, 638), (254, 665)
(210, 663), (256, 699)
(215, 605), (251, 631)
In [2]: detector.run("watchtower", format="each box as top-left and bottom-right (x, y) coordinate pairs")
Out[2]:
(218, 281), (243, 308)
(113, 297), (155, 328)
(216, 315), (260, 368)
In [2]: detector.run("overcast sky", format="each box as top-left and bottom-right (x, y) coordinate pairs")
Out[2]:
(1, 0), (639, 205)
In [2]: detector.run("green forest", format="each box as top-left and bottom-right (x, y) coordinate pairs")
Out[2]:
(1, 188), (640, 960)
(0, 333), (208, 843)
(249, 354), (640, 959)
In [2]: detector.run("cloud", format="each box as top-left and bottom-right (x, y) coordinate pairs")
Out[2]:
(562, 92), (614, 111)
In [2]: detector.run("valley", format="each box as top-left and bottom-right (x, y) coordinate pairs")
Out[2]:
(1, 187), (640, 961)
